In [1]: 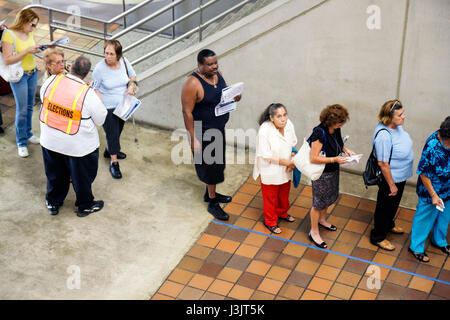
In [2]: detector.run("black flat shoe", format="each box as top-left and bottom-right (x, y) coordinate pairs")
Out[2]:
(408, 248), (430, 262)
(104, 148), (126, 160)
(430, 242), (450, 255)
(308, 233), (327, 249)
(319, 223), (337, 231)
(110, 162), (122, 179)
(46, 201), (59, 216)
(207, 201), (229, 221)
(203, 188), (232, 203)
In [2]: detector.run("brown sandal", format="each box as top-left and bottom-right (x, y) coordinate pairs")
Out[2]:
(373, 239), (395, 251)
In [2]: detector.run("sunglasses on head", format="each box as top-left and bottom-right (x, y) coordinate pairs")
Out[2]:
(390, 100), (402, 113)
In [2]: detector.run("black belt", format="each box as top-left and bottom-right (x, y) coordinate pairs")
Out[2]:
(24, 68), (37, 76)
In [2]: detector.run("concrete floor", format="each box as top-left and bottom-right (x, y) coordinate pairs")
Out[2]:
(0, 104), (419, 299)
(0, 107), (253, 299)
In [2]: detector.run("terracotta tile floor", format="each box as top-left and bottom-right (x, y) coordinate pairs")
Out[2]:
(153, 176), (450, 300)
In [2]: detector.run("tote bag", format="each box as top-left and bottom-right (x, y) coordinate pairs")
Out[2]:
(0, 29), (23, 83)
(293, 127), (326, 181)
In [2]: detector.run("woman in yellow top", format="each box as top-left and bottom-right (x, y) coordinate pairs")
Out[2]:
(1, 8), (41, 157)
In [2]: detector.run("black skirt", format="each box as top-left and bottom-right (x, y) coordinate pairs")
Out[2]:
(194, 126), (226, 185)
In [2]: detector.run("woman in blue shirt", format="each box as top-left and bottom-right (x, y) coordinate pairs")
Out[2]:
(409, 116), (450, 262)
(370, 100), (414, 251)
(92, 40), (137, 179)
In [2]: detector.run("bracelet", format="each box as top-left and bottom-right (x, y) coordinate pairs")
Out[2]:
(430, 191), (436, 198)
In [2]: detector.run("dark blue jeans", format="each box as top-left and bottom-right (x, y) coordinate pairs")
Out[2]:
(10, 70), (38, 147)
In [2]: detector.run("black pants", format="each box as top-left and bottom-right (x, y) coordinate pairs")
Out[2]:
(103, 109), (125, 155)
(370, 177), (406, 243)
(194, 126), (226, 185)
(42, 147), (99, 211)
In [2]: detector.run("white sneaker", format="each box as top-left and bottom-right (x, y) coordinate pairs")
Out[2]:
(28, 135), (40, 144)
(18, 146), (29, 157)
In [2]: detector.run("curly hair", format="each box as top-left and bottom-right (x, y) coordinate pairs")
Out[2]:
(319, 104), (349, 128)
(439, 116), (450, 139)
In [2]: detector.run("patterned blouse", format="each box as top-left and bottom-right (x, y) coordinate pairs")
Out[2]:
(416, 131), (450, 203)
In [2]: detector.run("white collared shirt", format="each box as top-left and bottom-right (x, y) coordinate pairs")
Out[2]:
(253, 119), (298, 185)
(40, 73), (107, 157)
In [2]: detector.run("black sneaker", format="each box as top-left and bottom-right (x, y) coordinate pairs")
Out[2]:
(77, 200), (104, 217)
(104, 148), (126, 159)
(110, 161), (122, 179)
(207, 201), (230, 221)
(46, 201), (59, 216)
(203, 188), (232, 203)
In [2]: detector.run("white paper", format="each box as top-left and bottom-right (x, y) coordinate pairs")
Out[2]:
(39, 36), (70, 50)
(0, 20), (6, 26)
(344, 154), (363, 164)
(113, 95), (142, 121)
(215, 82), (243, 117)
(436, 200), (445, 212)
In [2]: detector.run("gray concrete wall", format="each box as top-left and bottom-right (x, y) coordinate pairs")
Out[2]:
(135, 0), (450, 183)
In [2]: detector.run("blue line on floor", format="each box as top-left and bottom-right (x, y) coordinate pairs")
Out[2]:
(212, 220), (450, 287)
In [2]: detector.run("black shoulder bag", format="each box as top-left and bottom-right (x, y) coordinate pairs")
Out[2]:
(362, 128), (392, 188)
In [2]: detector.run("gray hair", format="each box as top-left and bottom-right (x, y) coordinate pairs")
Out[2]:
(70, 56), (91, 79)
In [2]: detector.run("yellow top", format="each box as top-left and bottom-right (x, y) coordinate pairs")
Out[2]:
(1, 30), (37, 71)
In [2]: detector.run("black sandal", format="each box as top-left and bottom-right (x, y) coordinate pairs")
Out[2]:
(408, 248), (430, 263)
(430, 242), (450, 255)
(264, 223), (281, 234)
(279, 215), (295, 223)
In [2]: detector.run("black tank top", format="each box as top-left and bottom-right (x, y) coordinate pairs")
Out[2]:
(191, 71), (229, 129)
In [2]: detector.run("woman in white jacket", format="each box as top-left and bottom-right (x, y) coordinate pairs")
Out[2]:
(253, 103), (297, 234)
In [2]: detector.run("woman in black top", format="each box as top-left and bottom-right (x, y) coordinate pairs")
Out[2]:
(308, 104), (356, 248)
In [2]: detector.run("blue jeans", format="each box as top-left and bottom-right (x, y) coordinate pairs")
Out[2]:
(10, 70), (38, 147)
(410, 198), (450, 253)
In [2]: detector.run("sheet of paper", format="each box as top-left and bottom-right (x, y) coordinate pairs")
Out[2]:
(0, 19), (6, 26)
(215, 82), (243, 117)
(436, 201), (445, 212)
(344, 154), (363, 164)
(220, 82), (243, 104)
(39, 36), (70, 50)
(215, 101), (236, 117)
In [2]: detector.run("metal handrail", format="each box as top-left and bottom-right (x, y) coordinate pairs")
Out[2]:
(123, 0), (218, 52)
(132, 0), (251, 66)
(25, 0), (254, 66)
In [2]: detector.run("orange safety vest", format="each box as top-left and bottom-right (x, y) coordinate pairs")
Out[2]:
(39, 74), (89, 135)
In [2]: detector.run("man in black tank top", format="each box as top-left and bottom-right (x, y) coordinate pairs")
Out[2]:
(182, 49), (242, 221)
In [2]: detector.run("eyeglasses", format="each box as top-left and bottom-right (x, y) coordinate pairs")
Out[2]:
(30, 23), (37, 28)
(50, 60), (65, 65)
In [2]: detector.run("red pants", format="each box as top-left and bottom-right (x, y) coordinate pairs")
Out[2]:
(260, 181), (291, 227)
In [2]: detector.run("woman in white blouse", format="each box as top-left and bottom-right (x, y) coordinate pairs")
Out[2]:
(253, 103), (297, 234)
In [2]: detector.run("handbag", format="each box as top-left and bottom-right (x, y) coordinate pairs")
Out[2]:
(362, 128), (392, 188)
(0, 29), (24, 83)
(293, 127), (326, 181)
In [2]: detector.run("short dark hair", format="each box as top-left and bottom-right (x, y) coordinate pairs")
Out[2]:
(71, 56), (91, 78)
(439, 116), (450, 139)
(197, 49), (216, 64)
(320, 104), (349, 128)
(104, 40), (123, 61)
